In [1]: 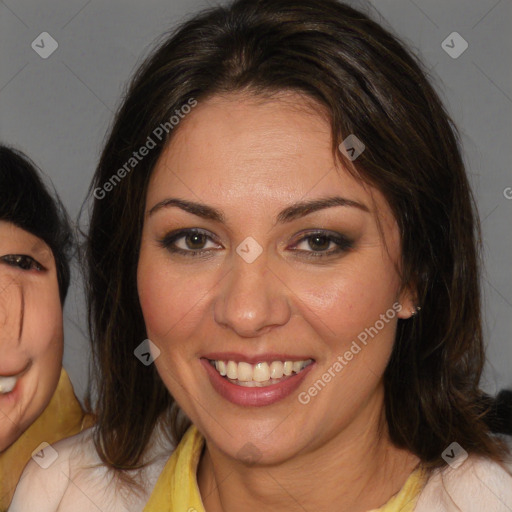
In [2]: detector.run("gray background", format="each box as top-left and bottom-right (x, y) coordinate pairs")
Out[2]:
(0, 0), (510, 402)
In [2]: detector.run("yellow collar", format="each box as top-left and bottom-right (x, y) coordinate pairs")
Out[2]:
(0, 368), (93, 511)
(144, 424), (205, 511)
(144, 425), (426, 511)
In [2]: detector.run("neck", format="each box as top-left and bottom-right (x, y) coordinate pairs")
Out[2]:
(197, 388), (420, 512)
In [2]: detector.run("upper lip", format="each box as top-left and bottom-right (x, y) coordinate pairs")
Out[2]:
(202, 352), (315, 364)
(0, 360), (32, 378)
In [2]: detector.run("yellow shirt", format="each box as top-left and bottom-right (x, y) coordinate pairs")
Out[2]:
(144, 425), (426, 511)
(0, 368), (94, 511)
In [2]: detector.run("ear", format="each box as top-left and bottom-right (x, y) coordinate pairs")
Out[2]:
(396, 281), (418, 320)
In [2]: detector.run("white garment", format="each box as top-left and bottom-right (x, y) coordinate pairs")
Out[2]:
(415, 454), (512, 512)
(8, 424), (174, 512)
(9, 427), (512, 511)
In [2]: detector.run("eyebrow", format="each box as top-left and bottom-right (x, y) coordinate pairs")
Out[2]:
(148, 195), (370, 223)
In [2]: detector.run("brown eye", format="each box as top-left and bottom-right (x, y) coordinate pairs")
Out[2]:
(0, 254), (44, 271)
(185, 232), (208, 250)
(159, 228), (222, 256)
(290, 230), (354, 259)
(306, 235), (331, 252)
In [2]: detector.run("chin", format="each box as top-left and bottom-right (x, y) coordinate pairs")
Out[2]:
(200, 416), (307, 462)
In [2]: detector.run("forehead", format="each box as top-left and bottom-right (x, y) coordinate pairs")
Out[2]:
(147, 92), (394, 228)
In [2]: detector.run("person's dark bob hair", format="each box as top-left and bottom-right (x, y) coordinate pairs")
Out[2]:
(85, 0), (510, 474)
(0, 145), (73, 303)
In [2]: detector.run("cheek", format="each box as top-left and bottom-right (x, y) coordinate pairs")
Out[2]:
(23, 286), (64, 363)
(14, 284), (64, 435)
(137, 250), (213, 340)
(288, 257), (401, 349)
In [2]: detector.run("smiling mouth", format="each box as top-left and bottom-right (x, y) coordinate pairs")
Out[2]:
(208, 358), (314, 387)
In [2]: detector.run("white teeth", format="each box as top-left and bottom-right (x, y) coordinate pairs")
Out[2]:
(0, 376), (17, 394)
(253, 362), (270, 382)
(210, 358), (313, 386)
(237, 362), (253, 382)
(226, 361), (237, 380)
(217, 361), (227, 376)
(269, 361), (284, 379)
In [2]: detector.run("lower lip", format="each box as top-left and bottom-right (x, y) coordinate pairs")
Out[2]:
(201, 358), (315, 407)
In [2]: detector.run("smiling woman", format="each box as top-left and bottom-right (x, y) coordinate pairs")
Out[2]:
(0, 146), (93, 511)
(9, 0), (512, 511)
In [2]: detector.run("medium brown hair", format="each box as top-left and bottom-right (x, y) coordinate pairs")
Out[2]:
(85, 0), (509, 473)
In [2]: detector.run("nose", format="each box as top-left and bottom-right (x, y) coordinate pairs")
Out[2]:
(0, 273), (23, 346)
(213, 251), (291, 337)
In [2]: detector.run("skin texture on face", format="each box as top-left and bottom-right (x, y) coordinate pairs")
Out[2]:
(137, 92), (417, 511)
(0, 221), (63, 452)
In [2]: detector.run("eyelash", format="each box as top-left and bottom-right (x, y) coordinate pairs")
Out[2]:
(158, 228), (353, 259)
(0, 254), (45, 271)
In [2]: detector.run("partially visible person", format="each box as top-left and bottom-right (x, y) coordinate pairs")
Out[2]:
(0, 145), (94, 511)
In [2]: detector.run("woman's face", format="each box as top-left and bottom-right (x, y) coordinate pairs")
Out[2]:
(137, 92), (414, 464)
(0, 221), (63, 452)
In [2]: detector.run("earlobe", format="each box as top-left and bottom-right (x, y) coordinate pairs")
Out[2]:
(396, 303), (419, 320)
(396, 304), (421, 320)
(396, 284), (420, 320)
